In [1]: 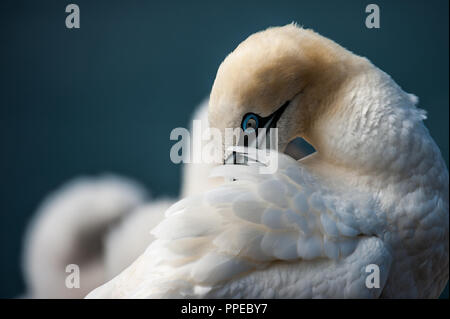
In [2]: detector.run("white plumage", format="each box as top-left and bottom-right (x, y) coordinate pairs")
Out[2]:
(86, 24), (449, 298)
(86, 151), (394, 298)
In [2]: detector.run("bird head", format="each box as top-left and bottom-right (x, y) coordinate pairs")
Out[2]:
(209, 24), (365, 164)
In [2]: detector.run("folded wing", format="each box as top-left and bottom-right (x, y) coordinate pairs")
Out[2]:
(87, 150), (391, 298)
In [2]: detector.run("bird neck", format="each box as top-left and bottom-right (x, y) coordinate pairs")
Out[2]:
(305, 65), (440, 180)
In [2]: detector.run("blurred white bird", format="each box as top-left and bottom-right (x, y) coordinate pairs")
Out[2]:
(22, 99), (226, 298)
(22, 175), (147, 298)
(86, 24), (449, 298)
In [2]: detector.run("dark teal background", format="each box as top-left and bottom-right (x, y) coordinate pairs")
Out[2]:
(0, 0), (448, 298)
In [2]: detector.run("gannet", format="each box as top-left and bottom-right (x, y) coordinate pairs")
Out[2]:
(86, 24), (449, 298)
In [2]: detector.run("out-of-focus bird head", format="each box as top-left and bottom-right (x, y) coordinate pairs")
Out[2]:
(208, 23), (367, 163)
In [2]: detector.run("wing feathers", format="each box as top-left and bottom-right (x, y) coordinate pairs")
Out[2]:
(91, 149), (387, 297)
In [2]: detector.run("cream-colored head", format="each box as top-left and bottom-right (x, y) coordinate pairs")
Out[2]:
(209, 24), (369, 160)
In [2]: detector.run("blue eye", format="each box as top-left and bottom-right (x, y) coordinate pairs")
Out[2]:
(242, 114), (259, 132)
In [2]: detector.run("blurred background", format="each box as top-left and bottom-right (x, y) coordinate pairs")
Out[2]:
(0, 0), (448, 298)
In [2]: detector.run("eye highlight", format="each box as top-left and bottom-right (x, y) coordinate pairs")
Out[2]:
(242, 113), (259, 132)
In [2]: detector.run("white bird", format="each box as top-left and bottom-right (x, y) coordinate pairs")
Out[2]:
(86, 24), (449, 298)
